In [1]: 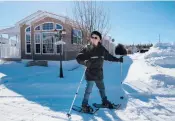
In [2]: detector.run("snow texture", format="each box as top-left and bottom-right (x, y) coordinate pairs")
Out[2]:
(0, 42), (175, 121)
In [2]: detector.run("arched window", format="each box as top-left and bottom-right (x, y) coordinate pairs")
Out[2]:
(55, 24), (63, 30)
(25, 27), (31, 32)
(35, 26), (40, 31)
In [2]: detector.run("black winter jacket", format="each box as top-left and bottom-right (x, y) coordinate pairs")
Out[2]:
(76, 42), (120, 81)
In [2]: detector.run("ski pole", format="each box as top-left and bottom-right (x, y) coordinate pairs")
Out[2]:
(120, 57), (124, 99)
(67, 68), (86, 118)
(121, 62), (123, 84)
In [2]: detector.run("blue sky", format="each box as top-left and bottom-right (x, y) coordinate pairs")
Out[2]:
(0, 1), (174, 44)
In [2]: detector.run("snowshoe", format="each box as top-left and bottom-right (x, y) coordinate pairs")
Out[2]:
(72, 105), (99, 114)
(93, 103), (121, 110)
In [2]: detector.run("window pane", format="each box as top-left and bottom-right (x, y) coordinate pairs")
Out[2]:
(42, 23), (54, 30)
(35, 34), (40, 43)
(35, 44), (40, 53)
(43, 33), (54, 43)
(57, 45), (61, 53)
(73, 36), (77, 44)
(26, 27), (30, 32)
(56, 24), (63, 30)
(27, 44), (31, 53)
(72, 29), (82, 44)
(78, 30), (82, 37)
(73, 29), (78, 36)
(26, 34), (31, 43)
(42, 32), (55, 54)
(43, 44), (54, 53)
(35, 26), (40, 30)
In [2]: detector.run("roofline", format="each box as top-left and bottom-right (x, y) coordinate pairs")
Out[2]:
(15, 10), (43, 26)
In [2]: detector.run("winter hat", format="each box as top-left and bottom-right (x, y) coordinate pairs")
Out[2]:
(91, 31), (102, 40)
(115, 43), (127, 55)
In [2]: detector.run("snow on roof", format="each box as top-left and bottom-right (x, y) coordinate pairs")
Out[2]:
(0, 26), (20, 36)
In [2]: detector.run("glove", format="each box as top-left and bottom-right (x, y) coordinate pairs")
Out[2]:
(84, 60), (91, 67)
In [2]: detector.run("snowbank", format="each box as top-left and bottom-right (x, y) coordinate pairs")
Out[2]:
(144, 42), (175, 68)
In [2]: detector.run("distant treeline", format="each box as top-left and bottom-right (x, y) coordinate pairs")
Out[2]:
(125, 43), (153, 49)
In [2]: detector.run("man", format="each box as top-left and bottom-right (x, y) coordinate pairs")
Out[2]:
(76, 31), (125, 112)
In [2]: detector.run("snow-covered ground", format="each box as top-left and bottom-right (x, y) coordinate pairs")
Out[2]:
(0, 42), (175, 121)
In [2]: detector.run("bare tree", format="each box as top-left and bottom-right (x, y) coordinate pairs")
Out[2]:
(73, 1), (110, 43)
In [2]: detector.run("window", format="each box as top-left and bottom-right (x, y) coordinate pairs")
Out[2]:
(34, 33), (41, 54)
(72, 29), (82, 44)
(56, 45), (61, 53)
(56, 24), (63, 30)
(25, 34), (31, 54)
(55, 37), (61, 54)
(25, 26), (31, 54)
(26, 27), (30, 32)
(35, 26), (40, 31)
(42, 23), (54, 30)
(42, 33), (55, 54)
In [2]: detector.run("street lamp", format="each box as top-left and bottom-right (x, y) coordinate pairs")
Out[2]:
(54, 29), (66, 78)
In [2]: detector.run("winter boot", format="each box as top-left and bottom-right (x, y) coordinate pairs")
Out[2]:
(102, 96), (114, 109)
(81, 104), (94, 113)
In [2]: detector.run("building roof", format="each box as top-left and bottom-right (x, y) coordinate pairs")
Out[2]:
(0, 26), (19, 36)
(0, 36), (15, 43)
(16, 10), (68, 26)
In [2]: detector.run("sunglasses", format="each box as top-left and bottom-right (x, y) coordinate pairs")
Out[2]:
(91, 36), (98, 39)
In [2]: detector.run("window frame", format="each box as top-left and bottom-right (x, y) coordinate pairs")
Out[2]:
(34, 33), (41, 54)
(72, 29), (82, 45)
(42, 32), (56, 55)
(25, 26), (31, 54)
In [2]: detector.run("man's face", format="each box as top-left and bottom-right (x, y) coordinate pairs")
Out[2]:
(90, 34), (101, 46)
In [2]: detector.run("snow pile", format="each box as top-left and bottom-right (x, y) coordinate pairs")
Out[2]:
(144, 42), (175, 68)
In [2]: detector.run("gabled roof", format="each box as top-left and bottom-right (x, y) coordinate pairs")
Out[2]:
(15, 10), (43, 26)
(16, 10), (68, 26)
(0, 10), (78, 36)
